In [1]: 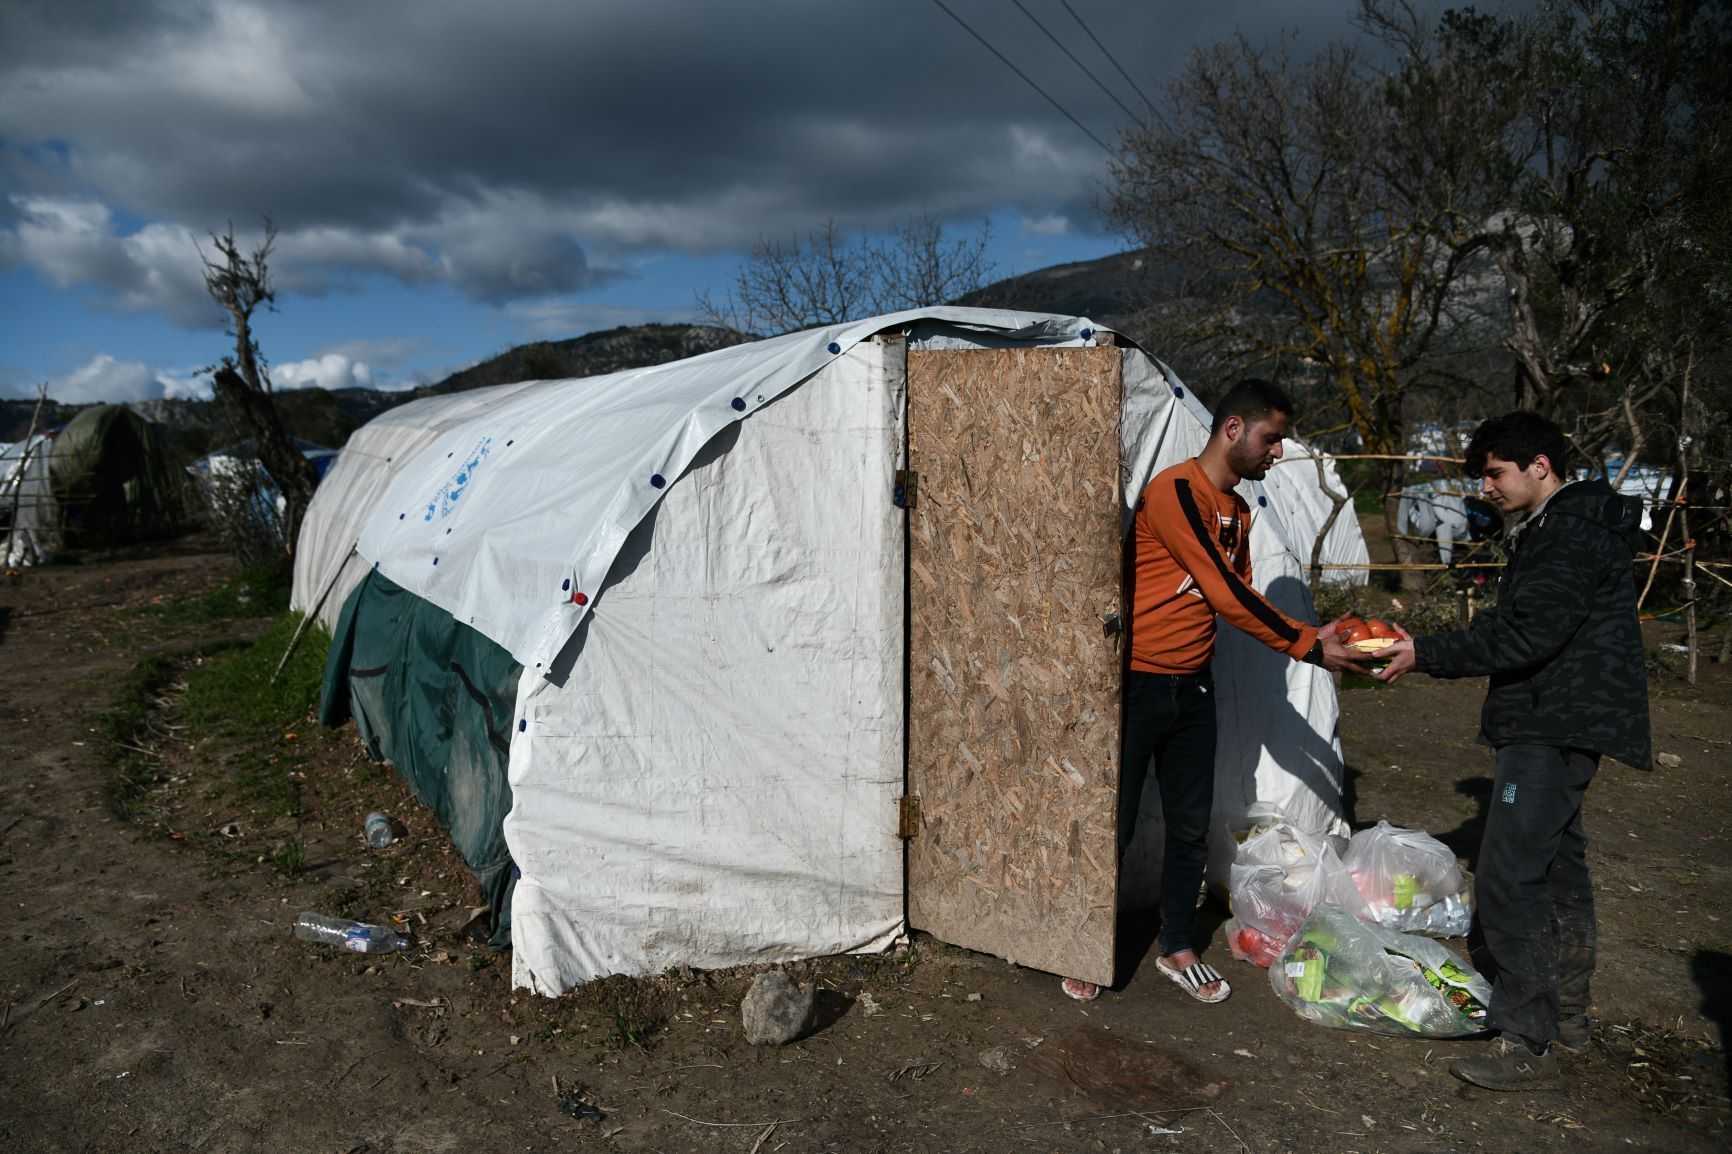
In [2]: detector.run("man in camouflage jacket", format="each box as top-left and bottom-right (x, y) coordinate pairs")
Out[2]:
(1376, 411), (1651, 1090)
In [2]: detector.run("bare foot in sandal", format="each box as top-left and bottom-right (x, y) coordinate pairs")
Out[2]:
(1059, 976), (1102, 1001)
(1157, 950), (1230, 1003)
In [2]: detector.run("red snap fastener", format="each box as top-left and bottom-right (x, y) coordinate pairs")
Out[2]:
(572, 591), (588, 606)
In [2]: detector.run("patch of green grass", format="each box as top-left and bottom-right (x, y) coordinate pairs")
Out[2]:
(179, 612), (329, 737)
(130, 563), (293, 628)
(576, 974), (672, 1053)
(269, 836), (308, 877)
(174, 613), (330, 823)
(98, 655), (182, 823)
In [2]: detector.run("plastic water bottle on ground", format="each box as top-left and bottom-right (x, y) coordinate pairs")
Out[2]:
(364, 811), (396, 848)
(293, 912), (409, 954)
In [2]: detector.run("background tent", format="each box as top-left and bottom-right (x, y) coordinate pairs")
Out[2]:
(1, 407), (186, 565)
(2, 434), (56, 566)
(297, 307), (1368, 995)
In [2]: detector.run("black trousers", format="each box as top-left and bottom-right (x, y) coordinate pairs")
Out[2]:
(1119, 668), (1218, 957)
(1478, 743), (1600, 1046)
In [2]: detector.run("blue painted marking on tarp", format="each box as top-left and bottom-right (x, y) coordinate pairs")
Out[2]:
(424, 435), (493, 521)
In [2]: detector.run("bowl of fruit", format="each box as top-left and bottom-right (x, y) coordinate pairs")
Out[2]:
(1337, 616), (1399, 668)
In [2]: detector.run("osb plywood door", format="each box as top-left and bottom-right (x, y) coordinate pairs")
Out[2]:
(905, 345), (1123, 986)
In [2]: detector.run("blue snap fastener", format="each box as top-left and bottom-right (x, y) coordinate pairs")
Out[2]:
(1173, 385), (1185, 397)
(827, 341), (841, 354)
(432, 557), (439, 566)
(562, 578), (570, 591)
(518, 719), (527, 733)
(1081, 327), (1093, 339)
(1258, 495), (1268, 507)
(731, 397), (746, 411)
(398, 513), (405, 520)
(651, 474), (665, 488)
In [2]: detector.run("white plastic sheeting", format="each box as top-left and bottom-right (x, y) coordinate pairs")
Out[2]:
(351, 308), (1098, 672)
(1263, 444), (1370, 586)
(507, 343), (906, 992)
(1, 435), (55, 567)
(296, 307), (1369, 991)
(292, 379), (555, 629)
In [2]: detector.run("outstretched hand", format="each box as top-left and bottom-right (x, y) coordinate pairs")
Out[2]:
(1373, 622), (1418, 685)
(1317, 613), (1373, 676)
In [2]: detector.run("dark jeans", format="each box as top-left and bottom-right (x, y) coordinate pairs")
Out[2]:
(1119, 668), (1218, 957)
(1478, 743), (1600, 1047)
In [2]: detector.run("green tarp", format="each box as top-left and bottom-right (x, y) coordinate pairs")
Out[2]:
(319, 569), (520, 946)
(50, 405), (188, 548)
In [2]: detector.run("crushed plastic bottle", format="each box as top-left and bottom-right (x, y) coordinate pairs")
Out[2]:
(364, 811), (396, 848)
(293, 912), (409, 954)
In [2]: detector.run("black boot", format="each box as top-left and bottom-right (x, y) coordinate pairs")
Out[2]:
(1449, 1035), (1559, 1090)
(1554, 1012), (1591, 1052)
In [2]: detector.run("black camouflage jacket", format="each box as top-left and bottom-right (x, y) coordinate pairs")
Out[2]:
(1414, 479), (1652, 769)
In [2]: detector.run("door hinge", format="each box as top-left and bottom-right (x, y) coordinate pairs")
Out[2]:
(898, 794), (921, 839)
(894, 469), (918, 509)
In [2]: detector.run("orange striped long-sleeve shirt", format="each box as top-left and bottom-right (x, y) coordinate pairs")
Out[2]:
(1130, 458), (1318, 674)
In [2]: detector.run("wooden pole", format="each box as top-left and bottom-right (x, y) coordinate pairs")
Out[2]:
(269, 547), (354, 685)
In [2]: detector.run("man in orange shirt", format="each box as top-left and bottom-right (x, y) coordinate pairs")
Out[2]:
(1063, 379), (1367, 1003)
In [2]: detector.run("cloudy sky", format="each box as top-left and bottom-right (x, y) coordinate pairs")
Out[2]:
(0, 0), (1358, 405)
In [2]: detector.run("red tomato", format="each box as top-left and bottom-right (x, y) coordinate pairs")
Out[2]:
(1339, 621), (1372, 645)
(1366, 618), (1397, 639)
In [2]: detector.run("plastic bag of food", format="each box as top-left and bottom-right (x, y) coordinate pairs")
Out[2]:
(1226, 822), (1370, 967)
(1270, 905), (1489, 1037)
(1343, 821), (1473, 937)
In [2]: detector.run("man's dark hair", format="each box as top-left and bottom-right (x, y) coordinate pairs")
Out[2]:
(1465, 411), (1570, 475)
(1211, 378), (1295, 434)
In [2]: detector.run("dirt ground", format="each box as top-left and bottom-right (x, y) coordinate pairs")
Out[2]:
(2, 539), (1728, 1154)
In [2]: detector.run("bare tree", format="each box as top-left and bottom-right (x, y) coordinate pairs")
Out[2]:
(1380, 0), (1729, 473)
(697, 214), (994, 336)
(200, 219), (317, 564)
(1107, 30), (1492, 584)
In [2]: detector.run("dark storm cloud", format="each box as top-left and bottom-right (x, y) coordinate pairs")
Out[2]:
(0, 0), (1358, 311)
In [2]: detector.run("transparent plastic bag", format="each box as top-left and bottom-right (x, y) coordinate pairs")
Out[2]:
(1343, 821), (1473, 937)
(1269, 905), (1490, 1037)
(1226, 823), (1370, 967)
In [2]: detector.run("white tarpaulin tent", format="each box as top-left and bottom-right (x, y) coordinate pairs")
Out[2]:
(297, 307), (1367, 994)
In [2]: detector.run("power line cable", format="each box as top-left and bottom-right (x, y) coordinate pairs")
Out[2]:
(1010, 0), (1142, 123)
(927, 0), (1114, 155)
(1057, 0), (1155, 114)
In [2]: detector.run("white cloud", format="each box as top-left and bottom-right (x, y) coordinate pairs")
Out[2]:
(1020, 213), (1072, 238)
(272, 353), (372, 391)
(311, 336), (432, 369)
(1, 196), (213, 327)
(505, 300), (691, 338)
(51, 354), (169, 403)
